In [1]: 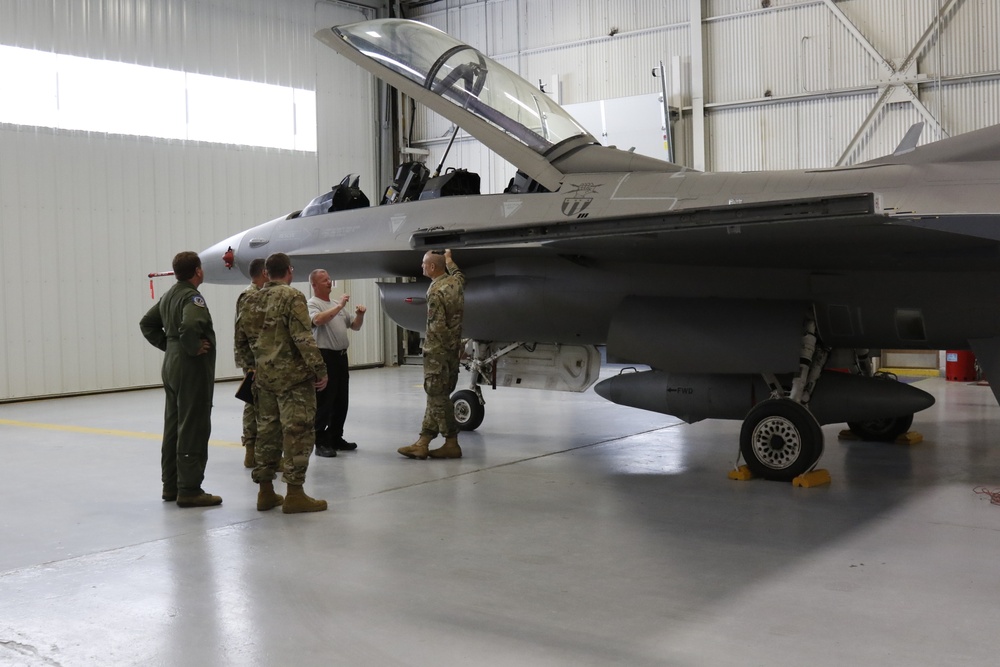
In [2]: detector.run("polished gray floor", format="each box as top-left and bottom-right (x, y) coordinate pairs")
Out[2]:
(2, 365), (1000, 666)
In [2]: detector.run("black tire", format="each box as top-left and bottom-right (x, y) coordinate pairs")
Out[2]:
(740, 399), (824, 482)
(847, 414), (913, 442)
(452, 389), (484, 431)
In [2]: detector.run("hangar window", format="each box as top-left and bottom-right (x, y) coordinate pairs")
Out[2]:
(0, 44), (316, 152)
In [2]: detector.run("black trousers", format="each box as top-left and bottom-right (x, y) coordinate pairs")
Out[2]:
(315, 348), (350, 446)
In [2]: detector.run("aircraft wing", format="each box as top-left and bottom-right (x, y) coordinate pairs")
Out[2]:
(409, 190), (1000, 272)
(411, 192), (881, 249)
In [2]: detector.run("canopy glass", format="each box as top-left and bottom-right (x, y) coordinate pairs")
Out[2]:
(333, 19), (593, 155)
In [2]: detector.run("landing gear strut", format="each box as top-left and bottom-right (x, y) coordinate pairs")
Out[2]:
(739, 316), (828, 481)
(450, 341), (524, 431)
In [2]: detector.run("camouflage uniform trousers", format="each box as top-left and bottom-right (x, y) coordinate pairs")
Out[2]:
(421, 351), (460, 438)
(242, 399), (258, 450)
(252, 379), (316, 486)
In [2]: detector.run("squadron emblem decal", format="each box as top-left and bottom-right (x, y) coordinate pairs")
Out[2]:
(561, 182), (601, 217)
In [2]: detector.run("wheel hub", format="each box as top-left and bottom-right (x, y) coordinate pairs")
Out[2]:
(751, 416), (802, 470)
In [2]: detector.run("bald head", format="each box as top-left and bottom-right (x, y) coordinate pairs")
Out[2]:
(421, 252), (446, 279)
(310, 269), (333, 299)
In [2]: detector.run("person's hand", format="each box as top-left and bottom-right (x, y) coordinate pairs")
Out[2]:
(355, 305), (366, 315)
(197, 338), (212, 355)
(338, 294), (350, 308)
(444, 249), (452, 262)
(314, 376), (328, 391)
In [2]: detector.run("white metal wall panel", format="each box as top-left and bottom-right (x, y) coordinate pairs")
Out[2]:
(705, 4), (881, 104)
(935, 0), (1000, 76)
(0, 0), (378, 400)
(929, 79), (1000, 137)
(337, 278), (384, 367)
(831, 0), (940, 67)
(705, 93), (932, 171)
(520, 28), (690, 104)
(485, 0), (520, 56)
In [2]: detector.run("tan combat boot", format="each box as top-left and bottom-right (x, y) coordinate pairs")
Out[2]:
(257, 480), (284, 511)
(243, 444), (255, 468)
(397, 434), (432, 459)
(428, 435), (462, 459)
(282, 484), (327, 514)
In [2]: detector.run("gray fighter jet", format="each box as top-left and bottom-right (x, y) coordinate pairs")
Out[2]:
(200, 18), (1000, 481)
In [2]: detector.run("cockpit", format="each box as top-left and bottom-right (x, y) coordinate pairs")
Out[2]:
(296, 19), (673, 218)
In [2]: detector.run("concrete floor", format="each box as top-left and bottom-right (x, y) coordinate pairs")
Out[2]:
(2, 365), (1000, 666)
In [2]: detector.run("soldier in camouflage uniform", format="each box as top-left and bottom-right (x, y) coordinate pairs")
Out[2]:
(234, 258), (267, 469)
(398, 249), (466, 460)
(139, 251), (221, 508)
(235, 252), (329, 513)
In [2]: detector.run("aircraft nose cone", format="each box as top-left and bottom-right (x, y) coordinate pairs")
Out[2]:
(200, 231), (248, 285)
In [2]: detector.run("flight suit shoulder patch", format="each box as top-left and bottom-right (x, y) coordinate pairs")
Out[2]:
(191, 295), (207, 308)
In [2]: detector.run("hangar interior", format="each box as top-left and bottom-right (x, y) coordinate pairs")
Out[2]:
(2, 0), (1000, 664)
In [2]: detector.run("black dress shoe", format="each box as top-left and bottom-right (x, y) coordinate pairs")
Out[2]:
(335, 439), (358, 451)
(314, 443), (338, 457)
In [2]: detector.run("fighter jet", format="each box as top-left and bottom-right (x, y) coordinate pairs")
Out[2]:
(200, 18), (1000, 482)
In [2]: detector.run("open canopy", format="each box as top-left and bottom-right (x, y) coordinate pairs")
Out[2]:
(317, 19), (599, 190)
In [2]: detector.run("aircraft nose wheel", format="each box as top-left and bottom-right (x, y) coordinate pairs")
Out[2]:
(452, 389), (485, 431)
(740, 398), (824, 481)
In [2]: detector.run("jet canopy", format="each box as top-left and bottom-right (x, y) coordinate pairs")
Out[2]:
(331, 19), (593, 156)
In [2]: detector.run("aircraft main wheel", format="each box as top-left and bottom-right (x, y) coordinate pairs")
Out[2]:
(847, 414), (913, 442)
(740, 399), (824, 482)
(452, 389), (484, 431)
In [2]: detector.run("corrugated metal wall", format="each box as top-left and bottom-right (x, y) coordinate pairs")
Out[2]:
(408, 0), (1000, 181)
(0, 0), (379, 401)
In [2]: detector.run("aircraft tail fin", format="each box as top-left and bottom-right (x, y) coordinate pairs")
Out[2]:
(891, 122), (924, 156)
(864, 122), (1000, 165)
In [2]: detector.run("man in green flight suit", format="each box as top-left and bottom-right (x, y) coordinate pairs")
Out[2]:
(139, 251), (221, 507)
(398, 249), (466, 460)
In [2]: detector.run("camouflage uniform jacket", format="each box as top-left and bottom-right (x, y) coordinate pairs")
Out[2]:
(242, 281), (327, 392)
(423, 261), (465, 355)
(233, 283), (260, 371)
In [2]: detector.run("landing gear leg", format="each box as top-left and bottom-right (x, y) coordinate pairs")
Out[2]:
(451, 341), (524, 432)
(739, 316), (829, 481)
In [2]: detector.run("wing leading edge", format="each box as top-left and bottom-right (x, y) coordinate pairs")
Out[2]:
(411, 193), (885, 249)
